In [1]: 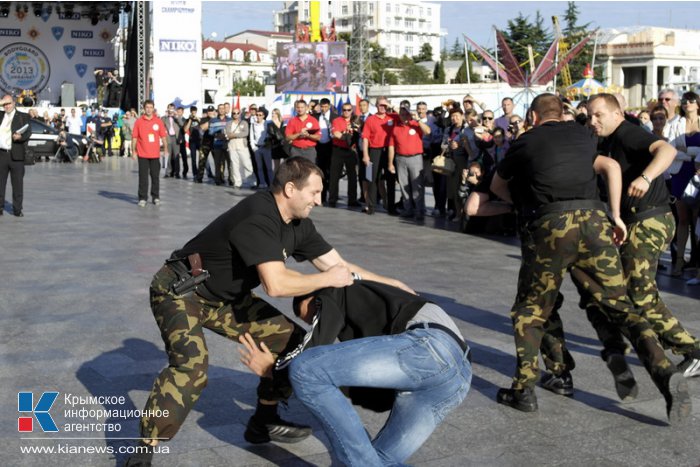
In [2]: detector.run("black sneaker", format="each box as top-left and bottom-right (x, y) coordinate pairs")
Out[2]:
(244, 416), (312, 444)
(606, 353), (638, 401)
(664, 372), (691, 425)
(496, 387), (538, 412)
(540, 371), (574, 397)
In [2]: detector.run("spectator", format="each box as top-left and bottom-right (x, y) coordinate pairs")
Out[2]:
(312, 98), (338, 204)
(225, 106), (253, 188)
(267, 108), (287, 173)
(285, 100), (320, 162)
(638, 110), (652, 131)
(131, 100), (167, 207)
(120, 110), (136, 158)
(361, 97), (398, 215)
(441, 108), (469, 220)
(495, 97), (515, 131)
(328, 103), (359, 208)
(250, 108), (273, 189)
(428, 106), (447, 216)
(65, 108), (83, 136)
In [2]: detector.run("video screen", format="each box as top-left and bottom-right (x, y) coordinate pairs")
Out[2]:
(275, 42), (348, 93)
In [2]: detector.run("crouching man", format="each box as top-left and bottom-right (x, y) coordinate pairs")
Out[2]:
(240, 280), (472, 466)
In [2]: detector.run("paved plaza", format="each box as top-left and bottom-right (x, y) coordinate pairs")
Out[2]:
(2, 159), (699, 466)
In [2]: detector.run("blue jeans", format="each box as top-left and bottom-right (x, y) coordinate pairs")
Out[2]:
(289, 328), (472, 467)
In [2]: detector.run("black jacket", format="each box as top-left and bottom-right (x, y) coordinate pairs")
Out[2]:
(0, 110), (32, 161)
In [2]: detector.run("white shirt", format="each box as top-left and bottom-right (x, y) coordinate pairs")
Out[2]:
(0, 110), (15, 150)
(66, 115), (83, 135)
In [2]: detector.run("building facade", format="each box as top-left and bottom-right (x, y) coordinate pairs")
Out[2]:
(224, 30), (294, 57)
(201, 40), (275, 103)
(597, 27), (700, 107)
(273, 0), (444, 62)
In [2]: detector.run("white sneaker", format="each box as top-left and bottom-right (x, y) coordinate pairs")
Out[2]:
(679, 357), (700, 378)
(153, 198), (161, 206)
(137, 200), (147, 208)
(686, 277), (700, 286)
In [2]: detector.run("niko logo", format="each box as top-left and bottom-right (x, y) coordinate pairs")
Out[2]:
(18, 392), (59, 432)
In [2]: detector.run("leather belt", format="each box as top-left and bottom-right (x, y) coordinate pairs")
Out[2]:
(407, 322), (471, 362)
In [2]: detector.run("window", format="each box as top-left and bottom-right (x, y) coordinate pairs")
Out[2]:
(405, 19), (414, 29)
(217, 48), (230, 60)
(395, 4), (399, 14)
(215, 69), (224, 86)
(385, 17), (391, 26)
(203, 47), (215, 60)
(386, 3), (391, 13)
(394, 18), (400, 27)
(405, 46), (413, 56)
(342, 5), (348, 15)
(202, 69), (208, 77)
(427, 8), (431, 16)
(394, 45), (400, 56)
(406, 7), (413, 16)
(405, 33), (412, 42)
(232, 49), (244, 61)
(369, 3), (374, 13)
(248, 51), (257, 61)
(419, 8), (423, 16)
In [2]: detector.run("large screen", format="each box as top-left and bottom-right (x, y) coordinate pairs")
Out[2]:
(275, 41), (348, 93)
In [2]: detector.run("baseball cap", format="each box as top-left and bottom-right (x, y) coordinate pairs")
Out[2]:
(206, 105), (216, 112)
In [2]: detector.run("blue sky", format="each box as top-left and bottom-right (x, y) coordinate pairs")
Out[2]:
(203, 1), (698, 47)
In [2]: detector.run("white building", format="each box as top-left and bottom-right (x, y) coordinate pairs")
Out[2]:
(201, 40), (275, 103)
(224, 30), (294, 57)
(597, 27), (700, 107)
(273, 0), (444, 62)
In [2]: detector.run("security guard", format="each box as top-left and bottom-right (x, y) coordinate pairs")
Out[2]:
(490, 93), (690, 424)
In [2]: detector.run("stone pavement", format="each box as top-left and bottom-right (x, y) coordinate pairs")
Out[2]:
(1, 159), (699, 467)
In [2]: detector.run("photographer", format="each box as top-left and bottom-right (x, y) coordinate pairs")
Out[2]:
(55, 131), (79, 163)
(328, 103), (360, 208)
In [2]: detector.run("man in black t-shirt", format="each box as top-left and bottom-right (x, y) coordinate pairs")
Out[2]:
(129, 157), (414, 466)
(490, 94), (690, 424)
(194, 105), (216, 183)
(581, 94), (700, 388)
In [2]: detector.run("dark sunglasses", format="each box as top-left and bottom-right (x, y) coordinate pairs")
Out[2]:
(482, 116), (494, 121)
(342, 108), (353, 112)
(510, 120), (522, 124)
(232, 112), (240, 116)
(659, 97), (673, 102)
(681, 99), (697, 105)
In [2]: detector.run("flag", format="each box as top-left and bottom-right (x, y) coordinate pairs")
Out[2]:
(355, 94), (361, 115)
(235, 93), (240, 111)
(336, 95), (344, 114)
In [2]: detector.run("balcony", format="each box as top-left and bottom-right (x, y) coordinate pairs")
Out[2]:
(598, 42), (654, 58)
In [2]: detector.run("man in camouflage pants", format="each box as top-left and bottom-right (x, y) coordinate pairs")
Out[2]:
(490, 94), (691, 424)
(580, 94), (700, 398)
(126, 157), (414, 466)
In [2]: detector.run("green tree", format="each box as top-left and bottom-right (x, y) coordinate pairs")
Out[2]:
(453, 61), (481, 84)
(433, 60), (446, 83)
(232, 77), (264, 96)
(413, 43), (433, 63)
(449, 37), (462, 60)
(400, 63), (431, 84)
(502, 11), (552, 71)
(561, 1), (594, 83)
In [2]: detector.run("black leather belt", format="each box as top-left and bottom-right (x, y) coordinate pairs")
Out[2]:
(398, 153), (422, 157)
(407, 322), (471, 362)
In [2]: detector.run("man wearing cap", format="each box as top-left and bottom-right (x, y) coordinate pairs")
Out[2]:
(97, 108), (115, 157)
(194, 106), (217, 183)
(0, 94), (32, 217)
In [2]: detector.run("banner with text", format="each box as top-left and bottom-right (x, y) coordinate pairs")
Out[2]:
(152, 1), (202, 112)
(0, 7), (118, 104)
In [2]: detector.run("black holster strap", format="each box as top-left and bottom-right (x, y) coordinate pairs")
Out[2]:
(621, 205), (670, 224)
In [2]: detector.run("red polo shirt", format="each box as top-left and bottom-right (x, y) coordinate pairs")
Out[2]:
(390, 120), (423, 155)
(331, 117), (353, 149)
(285, 114), (320, 149)
(132, 115), (167, 158)
(361, 113), (398, 149)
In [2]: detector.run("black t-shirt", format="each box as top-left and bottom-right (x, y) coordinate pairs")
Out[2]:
(176, 191), (332, 300)
(497, 121), (598, 213)
(200, 116), (213, 146)
(598, 120), (668, 214)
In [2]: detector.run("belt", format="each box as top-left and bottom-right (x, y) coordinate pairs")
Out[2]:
(407, 322), (471, 362)
(397, 153), (422, 157)
(621, 205), (671, 224)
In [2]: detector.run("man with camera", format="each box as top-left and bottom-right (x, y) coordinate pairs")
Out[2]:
(328, 103), (360, 208)
(388, 106), (431, 221)
(55, 131), (79, 163)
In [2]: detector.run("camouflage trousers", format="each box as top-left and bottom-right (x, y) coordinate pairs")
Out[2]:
(582, 212), (700, 359)
(140, 263), (301, 441)
(195, 145), (211, 182)
(511, 209), (674, 391)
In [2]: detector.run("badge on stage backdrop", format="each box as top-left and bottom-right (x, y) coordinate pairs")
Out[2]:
(52, 26), (64, 41)
(63, 45), (76, 59)
(75, 63), (87, 78)
(408, 129), (416, 135)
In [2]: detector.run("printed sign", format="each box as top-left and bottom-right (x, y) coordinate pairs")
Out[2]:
(0, 42), (50, 93)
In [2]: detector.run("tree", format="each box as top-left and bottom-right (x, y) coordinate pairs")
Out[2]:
(449, 37), (462, 60)
(433, 60), (446, 83)
(453, 61), (481, 84)
(502, 11), (552, 71)
(413, 43), (433, 63)
(232, 77), (264, 96)
(561, 1), (594, 83)
(400, 63), (431, 85)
